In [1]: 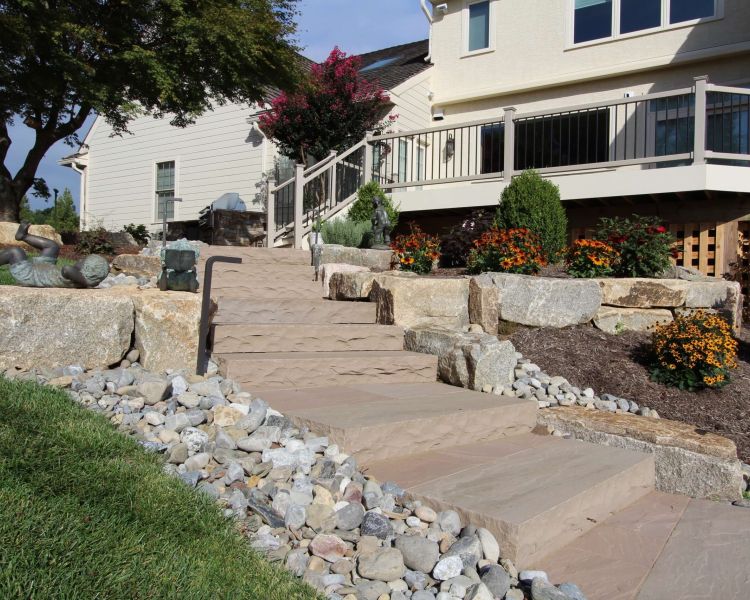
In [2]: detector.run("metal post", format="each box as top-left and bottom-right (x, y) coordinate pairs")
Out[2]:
(503, 107), (516, 180)
(197, 255), (242, 375)
(159, 196), (182, 247)
(364, 131), (374, 184)
(293, 162), (305, 249)
(266, 179), (275, 248)
(693, 76), (709, 165)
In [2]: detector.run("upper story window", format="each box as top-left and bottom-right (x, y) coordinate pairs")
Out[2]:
(467, 1), (491, 52)
(155, 160), (176, 220)
(573, 0), (720, 46)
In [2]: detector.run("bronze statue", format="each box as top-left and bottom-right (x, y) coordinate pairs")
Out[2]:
(371, 196), (392, 248)
(0, 222), (109, 288)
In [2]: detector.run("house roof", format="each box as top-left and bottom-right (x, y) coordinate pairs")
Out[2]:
(356, 39), (431, 91)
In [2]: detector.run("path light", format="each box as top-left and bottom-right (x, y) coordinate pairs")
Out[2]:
(445, 134), (455, 160)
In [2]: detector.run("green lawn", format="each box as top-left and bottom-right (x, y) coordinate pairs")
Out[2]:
(0, 257), (78, 286)
(0, 378), (320, 600)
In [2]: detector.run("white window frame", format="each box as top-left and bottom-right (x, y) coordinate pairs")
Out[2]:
(153, 159), (179, 223)
(462, 0), (496, 58)
(566, 0), (724, 50)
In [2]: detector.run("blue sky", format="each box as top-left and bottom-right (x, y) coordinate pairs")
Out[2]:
(8, 1), (427, 211)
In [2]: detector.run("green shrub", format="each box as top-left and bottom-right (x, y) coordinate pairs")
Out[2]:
(496, 170), (567, 262)
(122, 223), (150, 246)
(348, 181), (399, 229)
(441, 208), (497, 267)
(75, 227), (115, 255)
(320, 219), (371, 248)
(595, 215), (676, 277)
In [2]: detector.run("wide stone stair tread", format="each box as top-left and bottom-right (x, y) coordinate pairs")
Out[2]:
(209, 279), (324, 298)
(200, 247), (311, 265)
(212, 298), (377, 324)
(198, 263), (317, 279)
(366, 434), (655, 569)
(212, 323), (405, 353)
(216, 350), (439, 389)
(259, 383), (538, 464)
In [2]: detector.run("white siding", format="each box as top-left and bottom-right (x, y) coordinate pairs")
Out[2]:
(84, 102), (266, 231)
(389, 69), (433, 131)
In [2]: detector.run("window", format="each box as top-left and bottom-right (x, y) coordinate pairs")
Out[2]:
(706, 92), (750, 155)
(398, 140), (408, 182)
(572, 0), (719, 45)
(574, 0), (613, 44)
(670, 0), (715, 24)
(155, 161), (176, 220)
(416, 145), (425, 181)
(468, 1), (491, 52)
(480, 123), (504, 174)
(621, 0), (661, 34)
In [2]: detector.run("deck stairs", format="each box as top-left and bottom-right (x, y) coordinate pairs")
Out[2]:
(201, 246), (748, 599)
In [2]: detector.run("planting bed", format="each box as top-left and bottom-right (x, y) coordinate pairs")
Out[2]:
(508, 325), (750, 463)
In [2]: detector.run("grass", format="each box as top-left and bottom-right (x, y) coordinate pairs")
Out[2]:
(0, 378), (321, 600)
(0, 256), (78, 286)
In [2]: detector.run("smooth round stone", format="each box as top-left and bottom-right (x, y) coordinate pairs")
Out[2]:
(443, 535), (482, 569)
(476, 528), (500, 563)
(531, 577), (571, 600)
(412, 591), (436, 600)
(519, 570), (548, 583)
(433, 556), (464, 581)
(395, 535), (440, 573)
(357, 548), (406, 582)
(405, 516), (422, 528)
(285, 504), (307, 530)
(306, 503), (336, 532)
(479, 564), (511, 599)
(558, 582), (587, 600)
(361, 511), (393, 540)
(336, 502), (365, 531)
(437, 510), (462, 536)
(415, 505), (437, 523)
(310, 534), (347, 563)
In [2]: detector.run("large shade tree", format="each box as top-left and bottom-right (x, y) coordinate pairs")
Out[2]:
(0, 0), (301, 222)
(259, 47), (393, 165)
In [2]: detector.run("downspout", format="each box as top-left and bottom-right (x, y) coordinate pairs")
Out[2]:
(420, 0), (433, 63)
(69, 162), (87, 231)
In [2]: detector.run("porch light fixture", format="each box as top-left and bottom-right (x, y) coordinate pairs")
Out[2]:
(445, 134), (455, 159)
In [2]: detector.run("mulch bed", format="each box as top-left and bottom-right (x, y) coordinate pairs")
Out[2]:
(508, 325), (750, 463)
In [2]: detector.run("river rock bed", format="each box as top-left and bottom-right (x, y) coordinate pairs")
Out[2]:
(2, 360), (589, 600)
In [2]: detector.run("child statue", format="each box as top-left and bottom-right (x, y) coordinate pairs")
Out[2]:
(0, 222), (110, 288)
(371, 196), (392, 248)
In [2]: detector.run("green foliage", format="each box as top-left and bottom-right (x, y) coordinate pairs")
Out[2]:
(348, 182), (399, 229)
(0, 377), (321, 599)
(48, 189), (79, 233)
(391, 224), (441, 275)
(122, 223), (150, 246)
(466, 227), (547, 275)
(565, 239), (620, 278)
(650, 311), (738, 390)
(595, 215), (676, 277)
(496, 170), (568, 262)
(320, 219), (371, 248)
(441, 208), (497, 267)
(1, 0), (301, 221)
(75, 227), (114, 256)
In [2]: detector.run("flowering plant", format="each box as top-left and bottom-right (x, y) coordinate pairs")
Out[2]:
(566, 239), (620, 278)
(651, 311), (738, 390)
(595, 215), (676, 277)
(391, 224), (441, 275)
(466, 227), (546, 275)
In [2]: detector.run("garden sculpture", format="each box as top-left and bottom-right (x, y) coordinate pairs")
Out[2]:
(371, 196), (392, 248)
(0, 222), (109, 288)
(158, 239), (200, 292)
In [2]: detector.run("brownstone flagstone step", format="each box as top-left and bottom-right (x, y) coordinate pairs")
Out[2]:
(366, 434), (655, 569)
(210, 279), (324, 298)
(200, 247), (311, 265)
(212, 323), (405, 353)
(216, 350), (438, 390)
(258, 383), (538, 464)
(212, 298), (376, 325)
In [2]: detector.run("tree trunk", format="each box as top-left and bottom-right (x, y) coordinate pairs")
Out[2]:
(0, 178), (21, 223)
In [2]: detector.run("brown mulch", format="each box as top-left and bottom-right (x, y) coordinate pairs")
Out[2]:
(507, 325), (750, 463)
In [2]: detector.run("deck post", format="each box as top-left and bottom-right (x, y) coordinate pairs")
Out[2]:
(266, 180), (275, 248)
(503, 107), (516, 180)
(693, 76), (709, 165)
(293, 163), (305, 249)
(364, 132), (374, 185)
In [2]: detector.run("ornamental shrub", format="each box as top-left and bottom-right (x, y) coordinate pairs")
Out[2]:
(650, 311), (738, 390)
(348, 182), (399, 229)
(595, 215), (676, 277)
(75, 226), (114, 255)
(496, 170), (567, 262)
(320, 218), (371, 248)
(123, 223), (150, 246)
(441, 208), (497, 267)
(391, 224), (441, 275)
(466, 227), (547, 275)
(566, 239), (620, 278)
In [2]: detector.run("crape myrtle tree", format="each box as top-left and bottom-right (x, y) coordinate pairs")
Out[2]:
(259, 47), (394, 166)
(0, 0), (301, 222)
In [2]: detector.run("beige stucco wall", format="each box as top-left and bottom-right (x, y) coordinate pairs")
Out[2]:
(429, 0), (750, 118)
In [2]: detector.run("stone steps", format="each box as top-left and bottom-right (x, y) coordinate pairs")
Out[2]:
(212, 298), (377, 325)
(212, 323), (405, 354)
(199, 263), (317, 279)
(209, 279), (324, 298)
(216, 350), (439, 390)
(366, 434), (655, 569)
(260, 383), (538, 464)
(200, 247), (310, 265)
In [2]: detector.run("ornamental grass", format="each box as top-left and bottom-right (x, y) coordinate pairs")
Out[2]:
(565, 239), (620, 278)
(466, 227), (546, 275)
(650, 311), (738, 390)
